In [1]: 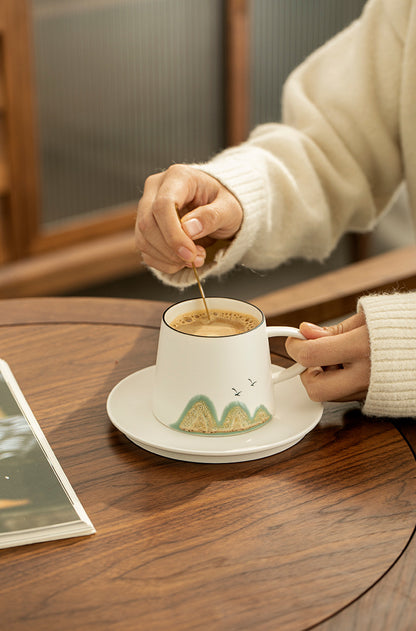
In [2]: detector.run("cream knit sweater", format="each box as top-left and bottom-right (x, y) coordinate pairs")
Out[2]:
(153, 0), (416, 418)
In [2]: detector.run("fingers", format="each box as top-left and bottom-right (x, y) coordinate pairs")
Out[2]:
(136, 164), (243, 275)
(289, 312), (368, 367)
(182, 204), (222, 240)
(299, 312), (366, 339)
(300, 362), (369, 402)
(286, 313), (370, 403)
(136, 167), (199, 271)
(141, 242), (206, 274)
(287, 326), (369, 367)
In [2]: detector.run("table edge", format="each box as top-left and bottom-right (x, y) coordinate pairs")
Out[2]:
(0, 297), (171, 328)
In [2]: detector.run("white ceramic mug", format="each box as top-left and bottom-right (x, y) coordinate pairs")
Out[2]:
(152, 297), (305, 435)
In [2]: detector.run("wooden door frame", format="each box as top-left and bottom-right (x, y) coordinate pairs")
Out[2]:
(1, 0), (41, 259)
(225, 0), (250, 147)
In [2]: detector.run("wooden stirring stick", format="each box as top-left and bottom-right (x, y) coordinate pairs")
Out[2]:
(192, 263), (210, 320)
(176, 204), (210, 320)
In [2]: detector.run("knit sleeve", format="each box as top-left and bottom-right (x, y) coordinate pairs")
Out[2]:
(358, 292), (416, 418)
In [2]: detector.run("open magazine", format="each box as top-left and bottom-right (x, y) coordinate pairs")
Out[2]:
(0, 359), (95, 548)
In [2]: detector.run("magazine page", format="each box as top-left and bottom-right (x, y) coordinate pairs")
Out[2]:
(0, 360), (95, 548)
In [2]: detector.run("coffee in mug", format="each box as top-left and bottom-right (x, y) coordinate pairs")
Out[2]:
(169, 308), (260, 337)
(152, 297), (306, 436)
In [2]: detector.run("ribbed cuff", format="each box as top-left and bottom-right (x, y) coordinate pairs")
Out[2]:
(358, 292), (416, 418)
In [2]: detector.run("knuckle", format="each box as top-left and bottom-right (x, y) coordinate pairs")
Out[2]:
(163, 163), (193, 190)
(327, 322), (344, 335)
(143, 172), (161, 190)
(134, 232), (144, 251)
(136, 240), (150, 256)
(166, 163), (188, 178)
(136, 214), (151, 235)
(151, 197), (169, 218)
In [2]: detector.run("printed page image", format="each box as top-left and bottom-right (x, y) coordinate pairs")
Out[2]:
(0, 376), (79, 535)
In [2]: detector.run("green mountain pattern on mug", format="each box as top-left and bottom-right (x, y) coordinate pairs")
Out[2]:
(171, 395), (272, 434)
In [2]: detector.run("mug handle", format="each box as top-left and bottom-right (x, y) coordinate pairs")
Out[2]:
(266, 326), (306, 384)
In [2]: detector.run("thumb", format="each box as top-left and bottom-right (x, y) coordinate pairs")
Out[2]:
(300, 312), (366, 340)
(181, 204), (223, 240)
(181, 200), (242, 242)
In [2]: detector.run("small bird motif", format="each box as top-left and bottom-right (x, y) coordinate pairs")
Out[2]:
(248, 378), (257, 387)
(232, 387), (242, 397)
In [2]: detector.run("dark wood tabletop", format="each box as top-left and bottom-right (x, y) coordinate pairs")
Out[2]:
(0, 297), (415, 631)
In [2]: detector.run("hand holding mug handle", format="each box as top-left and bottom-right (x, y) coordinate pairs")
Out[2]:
(266, 326), (306, 384)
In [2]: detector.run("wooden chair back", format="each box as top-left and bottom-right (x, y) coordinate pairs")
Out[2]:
(253, 245), (416, 327)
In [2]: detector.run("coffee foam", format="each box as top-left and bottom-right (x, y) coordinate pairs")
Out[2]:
(169, 309), (260, 337)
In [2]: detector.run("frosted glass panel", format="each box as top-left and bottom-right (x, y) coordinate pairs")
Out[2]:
(250, 0), (367, 125)
(31, 0), (224, 227)
(30, 0), (367, 229)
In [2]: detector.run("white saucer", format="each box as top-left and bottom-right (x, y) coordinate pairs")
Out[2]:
(107, 366), (323, 463)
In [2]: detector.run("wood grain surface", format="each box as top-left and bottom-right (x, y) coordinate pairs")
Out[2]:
(0, 298), (415, 631)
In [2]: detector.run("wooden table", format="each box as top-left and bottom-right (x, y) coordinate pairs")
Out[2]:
(0, 297), (415, 631)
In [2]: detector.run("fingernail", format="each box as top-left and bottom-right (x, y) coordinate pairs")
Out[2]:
(194, 254), (205, 267)
(178, 246), (194, 262)
(182, 218), (203, 238)
(302, 322), (325, 331)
